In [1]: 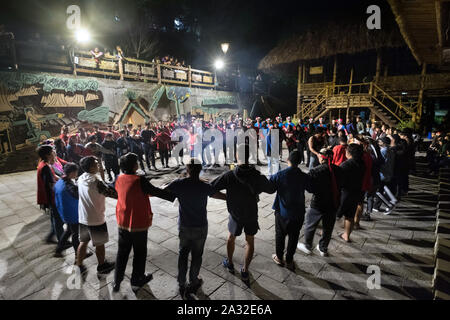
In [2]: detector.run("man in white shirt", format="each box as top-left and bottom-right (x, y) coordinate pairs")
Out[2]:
(76, 156), (118, 275)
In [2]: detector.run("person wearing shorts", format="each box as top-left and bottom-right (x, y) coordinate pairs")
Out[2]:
(228, 215), (259, 237)
(76, 156), (118, 275)
(212, 144), (273, 282)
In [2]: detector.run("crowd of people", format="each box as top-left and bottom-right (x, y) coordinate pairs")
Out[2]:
(35, 113), (448, 299)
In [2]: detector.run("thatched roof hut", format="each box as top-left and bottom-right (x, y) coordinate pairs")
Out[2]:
(258, 22), (406, 72)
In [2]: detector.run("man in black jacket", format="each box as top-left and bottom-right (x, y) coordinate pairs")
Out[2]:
(211, 144), (273, 282)
(297, 148), (341, 257)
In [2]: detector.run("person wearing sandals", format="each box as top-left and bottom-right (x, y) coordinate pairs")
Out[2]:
(211, 144), (273, 282)
(268, 150), (312, 270)
(336, 143), (365, 242)
(297, 148), (341, 257)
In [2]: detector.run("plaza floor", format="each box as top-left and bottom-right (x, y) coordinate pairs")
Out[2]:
(0, 151), (437, 300)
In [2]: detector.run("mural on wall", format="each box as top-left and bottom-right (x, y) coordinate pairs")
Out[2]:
(77, 106), (110, 124)
(0, 71), (107, 156)
(166, 86), (191, 116)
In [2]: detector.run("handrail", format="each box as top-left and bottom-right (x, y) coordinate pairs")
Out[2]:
(372, 82), (413, 116)
(371, 95), (403, 122)
(10, 40), (216, 88)
(302, 87), (327, 117)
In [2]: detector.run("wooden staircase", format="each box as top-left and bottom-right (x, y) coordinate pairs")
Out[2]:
(299, 82), (418, 127)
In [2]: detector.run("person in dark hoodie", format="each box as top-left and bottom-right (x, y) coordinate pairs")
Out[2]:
(211, 144), (273, 282)
(297, 148), (341, 257)
(269, 150), (312, 270)
(336, 143), (365, 242)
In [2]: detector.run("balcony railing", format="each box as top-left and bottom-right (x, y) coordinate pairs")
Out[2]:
(5, 40), (215, 88)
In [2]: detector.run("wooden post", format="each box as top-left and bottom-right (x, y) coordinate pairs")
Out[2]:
(157, 63), (162, 84)
(332, 56), (337, 93)
(374, 51), (381, 96)
(188, 66), (192, 88)
(118, 59), (124, 80)
(348, 67), (354, 96)
(297, 64), (303, 119)
(417, 63), (427, 124)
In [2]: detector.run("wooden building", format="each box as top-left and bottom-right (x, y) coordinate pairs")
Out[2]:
(259, 2), (450, 128)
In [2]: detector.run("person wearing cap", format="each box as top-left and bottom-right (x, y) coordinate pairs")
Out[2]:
(336, 143), (365, 242)
(268, 150), (312, 270)
(297, 148), (341, 256)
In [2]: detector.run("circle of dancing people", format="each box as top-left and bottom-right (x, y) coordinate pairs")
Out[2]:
(35, 114), (449, 299)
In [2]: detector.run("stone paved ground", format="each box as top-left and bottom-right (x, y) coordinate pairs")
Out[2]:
(0, 149), (437, 300)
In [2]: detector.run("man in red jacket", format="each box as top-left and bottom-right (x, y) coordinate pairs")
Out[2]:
(156, 127), (171, 168)
(112, 153), (175, 292)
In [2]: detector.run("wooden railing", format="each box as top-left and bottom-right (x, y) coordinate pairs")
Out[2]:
(8, 40), (215, 88)
(299, 81), (418, 123)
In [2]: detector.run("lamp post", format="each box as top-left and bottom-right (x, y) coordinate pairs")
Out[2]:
(71, 28), (91, 75)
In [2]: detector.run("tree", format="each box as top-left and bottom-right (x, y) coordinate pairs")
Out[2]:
(122, 20), (159, 60)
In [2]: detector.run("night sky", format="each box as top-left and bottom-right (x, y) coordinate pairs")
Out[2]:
(1, 0), (393, 70)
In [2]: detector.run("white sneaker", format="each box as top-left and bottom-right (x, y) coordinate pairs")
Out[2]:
(297, 243), (312, 255)
(372, 208), (380, 213)
(316, 244), (328, 257)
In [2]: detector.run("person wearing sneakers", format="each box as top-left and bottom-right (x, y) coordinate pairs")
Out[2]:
(268, 150), (312, 270)
(112, 153), (175, 292)
(211, 144), (273, 282)
(54, 163), (84, 259)
(76, 156), (117, 275)
(298, 148), (341, 257)
(165, 161), (226, 299)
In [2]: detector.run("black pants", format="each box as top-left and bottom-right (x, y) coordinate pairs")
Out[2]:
(144, 144), (156, 168)
(56, 223), (79, 254)
(296, 142), (305, 163)
(114, 229), (148, 283)
(178, 226), (208, 286)
(159, 149), (169, 166)
(275, 213), (303, 263)
(303, 207), (336, 252)
(105, 158), (120, 179)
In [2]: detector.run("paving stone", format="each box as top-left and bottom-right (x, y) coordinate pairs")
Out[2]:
(0, 269), (45, 300)
(151, 250), (180, 278)
(250, 254), (291, 283)
(283, 272), (335, 300)
(160, 236), (179, 254)
(248, 274), (301, 300)
(144, 269), (179, 300)
(195, 267), (226, 296)
(204, 235), (226, 252)
(25, 266), (100, 300)
(209, 281), (260, 300)
(27, 252), (68, 278)
(148, 226), (175, 244)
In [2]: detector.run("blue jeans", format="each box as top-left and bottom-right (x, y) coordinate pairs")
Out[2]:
(178, 225), (208, 286)
(47, 206), (64, 242)
(308, 155), (319, 170)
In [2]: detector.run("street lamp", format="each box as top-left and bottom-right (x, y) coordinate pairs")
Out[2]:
(221, 42), (230, 55)
(75, 28), (91, 43)
(214, 59), (225, 70)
